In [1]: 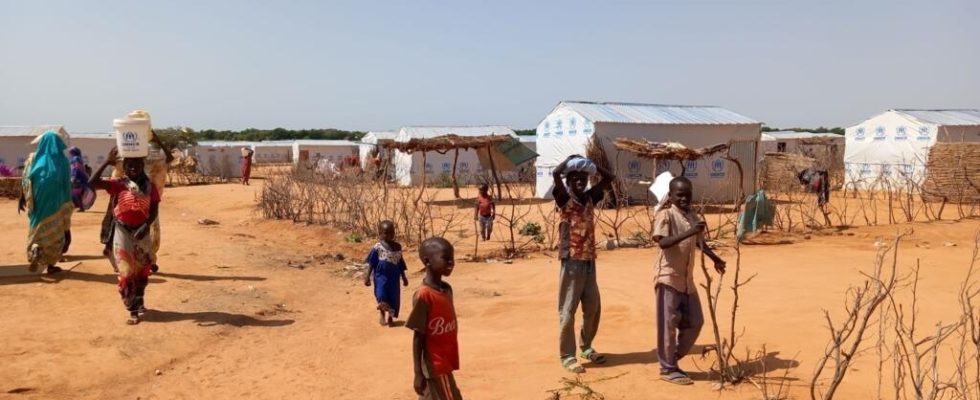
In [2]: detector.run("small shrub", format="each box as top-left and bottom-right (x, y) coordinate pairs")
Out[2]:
(346, 232), (363, 243)
(519, 222), (542, 237)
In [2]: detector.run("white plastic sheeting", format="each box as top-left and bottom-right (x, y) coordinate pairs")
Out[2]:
(358, 130), (397, 169)
(843, 110), (980, 189)
(534, 102), (761, 202)
(391, 126), (518, 187)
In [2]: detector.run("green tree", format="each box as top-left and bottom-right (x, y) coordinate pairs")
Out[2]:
(154, 127), (198, 151)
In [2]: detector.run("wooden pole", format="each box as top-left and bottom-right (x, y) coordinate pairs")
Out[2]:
(452, 148), (461, 199)
(486, 145), (503, 199)
(416, 151), (427, 206)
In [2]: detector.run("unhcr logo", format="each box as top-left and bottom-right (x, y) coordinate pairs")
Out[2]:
(874, 127), (886, 141)
(627, 160), (641, 179)
(710, 159), (725, 178)
(684, 160), (698, 178)
(855, 128), (866, 141)
(917, 126), (930, 141)
(895, 127), (908, 141)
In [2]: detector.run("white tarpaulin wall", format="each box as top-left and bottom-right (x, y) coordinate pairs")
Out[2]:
(251, 141), (293, 164)
(359, 130), (397, 170)
(534, 102), (760, 202)
(844, 109), (980, 190)
(191, 142), (245, 179)
(844, 111), (936, 189)
(391, 126), (518, 187)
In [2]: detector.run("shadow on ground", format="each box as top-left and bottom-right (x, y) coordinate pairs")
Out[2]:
(141, 309), (294, 327)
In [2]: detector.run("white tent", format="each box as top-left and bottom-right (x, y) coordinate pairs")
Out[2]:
(292, 140), (359, 167)
(251, 140), (293, 164)
(71, 132), (116, 173)
(358, 130), (398, 170)
(190, 141), (251, 178)
(760, 131), (844, 155)
(0, 125), (69, 171)
(391, 126), (518, 186)
(534, 101), (761, 202)
(844, 109), (980, 189)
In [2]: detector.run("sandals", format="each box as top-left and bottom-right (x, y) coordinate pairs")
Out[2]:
(580, 348), (607, 364)
(562, 357), (585, 374)
(660, 370), (693, 385)
(45, 265), (64, 275)
(127, 314), (141, 325)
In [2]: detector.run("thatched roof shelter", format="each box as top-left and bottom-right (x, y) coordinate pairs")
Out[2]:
(383, 134), (514, 154)
(613, 138), (729, 161)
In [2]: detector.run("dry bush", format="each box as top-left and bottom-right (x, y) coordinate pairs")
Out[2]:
(811, 231), (980, 400)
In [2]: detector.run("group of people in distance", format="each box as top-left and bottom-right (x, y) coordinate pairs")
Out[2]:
(19, 111), (174, 326)
(363, 154), (727, 399)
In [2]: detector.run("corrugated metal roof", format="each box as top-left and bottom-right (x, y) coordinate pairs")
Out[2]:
(293, 140), (359, 146)
(761, 131), (843, 140)
(197, 141), (256, 147)
(399, 125), (517, 139)
(557, 101), (759, 125)
(0, 125), (67, 137)
(72, 132), (114, 139)
(252, 140), (294, 147)
(893, 109), (980, 126)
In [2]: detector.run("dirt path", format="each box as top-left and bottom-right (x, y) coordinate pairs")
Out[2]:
(1, 182), (977, 399)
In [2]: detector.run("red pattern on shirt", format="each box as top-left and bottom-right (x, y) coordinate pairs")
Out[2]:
(107, 179), (160, 226)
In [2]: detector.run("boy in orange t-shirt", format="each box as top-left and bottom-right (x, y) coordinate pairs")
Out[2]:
(407, 237), (462, 400)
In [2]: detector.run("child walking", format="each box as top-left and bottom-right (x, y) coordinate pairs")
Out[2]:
(474, 184), (495, 241)
(551, 155), (615, 373)
(651, 176), (726, 385)
(91, 147), (161, 325)
(407, 237), (462, 400)
(364, 220), (409, 326)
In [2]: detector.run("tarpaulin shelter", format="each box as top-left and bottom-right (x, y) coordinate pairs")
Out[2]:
(384, 127), (536, 198)
(534, 101), (761, 202)
(388, 126), (525, 187)
(844, 109), (980, 190)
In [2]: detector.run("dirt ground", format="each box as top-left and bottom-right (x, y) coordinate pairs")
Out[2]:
(0, 181), (977, 399)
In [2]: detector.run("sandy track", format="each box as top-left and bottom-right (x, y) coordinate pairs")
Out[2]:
(1, 182), (977, 399)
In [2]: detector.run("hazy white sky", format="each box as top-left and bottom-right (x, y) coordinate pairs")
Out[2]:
(1, 0), (977, 132)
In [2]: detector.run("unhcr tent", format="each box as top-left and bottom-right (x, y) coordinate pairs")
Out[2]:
(0, 125), (70, 170)
(390, 126), (526, 186)
(844, 109), (980, 189)
(358, 130), (398, 170)
(534, 101), (761, 202)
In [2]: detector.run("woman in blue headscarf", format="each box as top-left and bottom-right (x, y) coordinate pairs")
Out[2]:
(17, 131), (73, 274)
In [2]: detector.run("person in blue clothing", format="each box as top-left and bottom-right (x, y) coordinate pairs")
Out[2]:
(364, 220), (410, 326)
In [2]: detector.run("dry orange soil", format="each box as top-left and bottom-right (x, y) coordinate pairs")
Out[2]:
(1, 183), (977, 399)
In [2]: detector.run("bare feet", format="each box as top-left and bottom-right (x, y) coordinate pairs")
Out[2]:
(387, 316), (395, 327)
(127, 314), (140, 325)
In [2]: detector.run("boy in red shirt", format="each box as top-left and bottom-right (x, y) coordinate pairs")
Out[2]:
(407, 237), (462, 400)
(474, 184), (495, 241)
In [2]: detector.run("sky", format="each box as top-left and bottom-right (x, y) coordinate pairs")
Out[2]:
(1, 0), (977, 133)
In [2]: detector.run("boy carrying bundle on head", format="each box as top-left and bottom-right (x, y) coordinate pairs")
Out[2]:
(551, 154), (615, 373)
(407, 237), (463, 400)
(651, 176), (726, 385)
